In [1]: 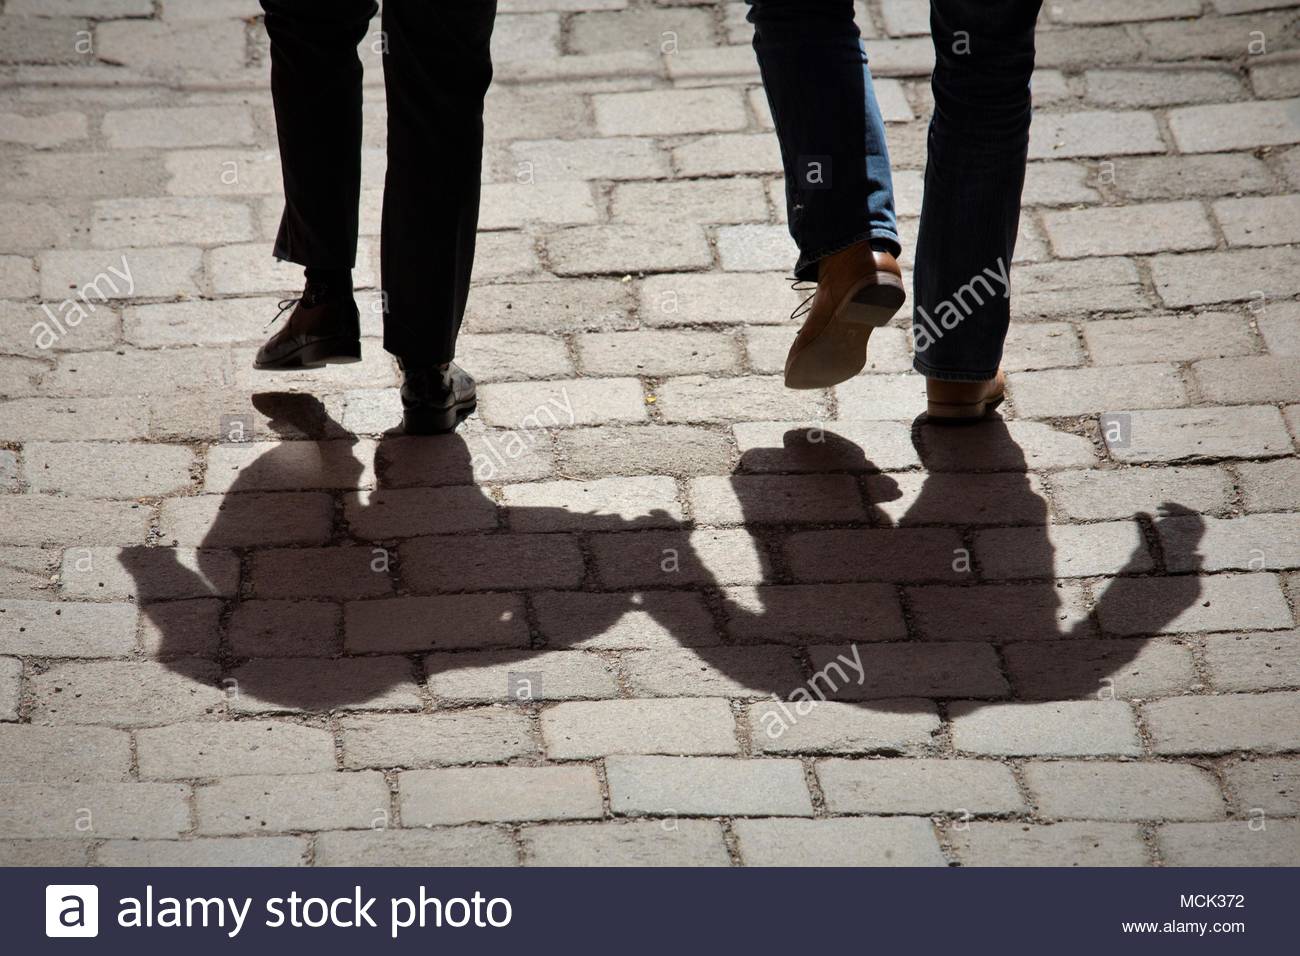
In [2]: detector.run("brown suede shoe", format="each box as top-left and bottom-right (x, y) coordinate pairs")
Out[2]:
(784, 241), (906, 390)
(925, 370), (1007, 423)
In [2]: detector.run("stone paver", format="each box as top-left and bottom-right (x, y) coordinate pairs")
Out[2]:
(0, 0), (1295, 869)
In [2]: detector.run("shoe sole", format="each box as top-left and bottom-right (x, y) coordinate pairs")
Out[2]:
(784, 275), (906, 390)
(402, 399), (477, 435)
(253, 336), (362, 371)
(925, 388), (1006, 425)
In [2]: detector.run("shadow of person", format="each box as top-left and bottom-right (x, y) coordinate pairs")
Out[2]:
(120, 393), (1205, 719)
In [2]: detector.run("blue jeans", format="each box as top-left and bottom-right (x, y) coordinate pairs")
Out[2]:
(749, 0), (1042, 382)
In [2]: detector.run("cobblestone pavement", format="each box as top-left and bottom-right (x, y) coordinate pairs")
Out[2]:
(1, 0), (1299, 868)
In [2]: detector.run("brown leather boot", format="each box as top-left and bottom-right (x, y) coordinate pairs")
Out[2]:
(784, 241), (906, 389)
(925, 370), (1006, 423)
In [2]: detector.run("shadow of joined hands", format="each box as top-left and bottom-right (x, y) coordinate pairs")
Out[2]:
(120, 392), (1205, 717)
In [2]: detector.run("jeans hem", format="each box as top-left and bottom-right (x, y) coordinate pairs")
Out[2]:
(912, 358), (1000, 383)
(794, 226), (900, 281)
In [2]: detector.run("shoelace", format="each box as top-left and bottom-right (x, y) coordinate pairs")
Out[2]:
(789, 278), (817, 327)
(264, 297), (300, 330)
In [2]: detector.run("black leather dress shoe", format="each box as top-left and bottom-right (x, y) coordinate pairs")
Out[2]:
(399, 360), (477, 434)
(254, 283), (361, 370)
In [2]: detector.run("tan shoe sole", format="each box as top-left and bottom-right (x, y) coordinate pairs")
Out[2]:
(784, 274), (906, 390)
(925, 381), (1006, 424)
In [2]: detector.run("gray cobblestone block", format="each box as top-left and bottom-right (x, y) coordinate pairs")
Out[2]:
(30, 659), (221, 727)
(159, 0), (261, 15)
(0, 725), (130, 781)
(13, 1), (154, 16)
(593, 87), (747, 136)
(98, 836), (307, 867)
(819, 757), (1024, 816)
(103, 106), (256, 150)
(0, 496), (150, 547)
(607, 755), (813, 817)
(547, 223), (713, 275)
(1004, 639), (1196, 701)
(164, 147), (284, 196)
(868, 471), (1049, 526)
(0, 782), (189, 839)
(786, 528), (966, 584)
(251, 547), (392, 601)
(196, 771), (390, 835)
(533, 589), (717, 650)
(314, 827), (519, 866)
(1251, 53), (1300, 99)
(0, 200), (72, 254)
(1013, 257), (1148, 316)
(524, 819), (729, 866)
(1098, 573), (1292, 635)
(24, 441), (194, 497)
(949, 821), (1149, 866)
(1012, 363), (1187, 417)
(1045, 201), (1215, 259)
(457, 332), (575, 382)
(976, 520), (1152, 580)
(558, 425), (732, 478)
(1023, 161), (1101, 206)
(0, 16), (92, 65)
(0, 547), (58, 600)
(716, 223), (798, 272)
(542, 697), (738, 758)
(1223, 757), (1300, 816)
(665, 45), (763, 80)
(228, 600), (340, 658)
(732, 420), (920, 472)
(1204, 631), (1300, 692)
(138, 599), (220, 659)
(160, 492), (333, 547)
(502, 476), (684, 530)
(5, 150), (168, 200)
(1170, 98), (1300, 153)
(1145, 691), (1300, 755)
(479, 181), (598, 230)
(401, 532), (584, 591)
(1029, 110), (1163, 159)
(906, 581), (1090, 643)
(1194, 356), (1300, 405)
(833, 371), (927, 420)
(1160, 513), (1300, 572)
(0, 599), (136, 656)
(484, 88), (593, 142)
(401, 766), (603, 825)
(724, 582), (907, 644)
(90, 196), (253, 248)
(591, 527), (770, 587)
(343, 486), (498, 540)
(39, 348), (233, 398)
(479, 377), (647, 427)
(0, 396), (142, 444)
(509, 137), (668, 182)
(672, 132), (784, 176)
(1109, 153), (1275, 200)
(340, 710), (534, 769)
(346, 594), (528, 654)
(0, 109), (88, 149)
(640, 272), (801, 327)
(1240, 459), (1300, 513)
(1001, 321), (1083, 371)
(749, 698), (939, 755)
(426, 649), (619, 704)
(95, 19), (246, 78)
(0, 840), (87, 866)
(1158, 821), (1300, 866)
(1083, 312), (1255, 366)
(1105, 406), (1293, 463)
(622, 646), (804, 699)
(1083, 67), (1245, 107)
(578, 329), (741, 377)
(1258, 301), (1300, 355)
(660, 375), (827, 424)
(1214, 194), (1300, 247)
(381, 431), (554, 487)
(610, 179), (767, 225)
(227, 658), (422, 714)
(137, 720), (336, 780)
(806, 642), (1009, 701)
(570, 6), (713, 54)
(951, 700), (1141, 756)
(1025, 760), (1224, 822)
(1035, 25), (1145, 69)
(690, 474), (866, 526)
(492, 13), (561, 61)
(734, 816), (944, 866)
(40, 245), (201, 300)
(1142, 13), (1298, 63)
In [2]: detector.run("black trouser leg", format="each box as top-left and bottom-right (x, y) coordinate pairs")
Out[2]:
(261, 0), (377, 270)
(380, 0), (497, 365)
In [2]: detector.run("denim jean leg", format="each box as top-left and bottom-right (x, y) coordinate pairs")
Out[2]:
(747, 0), (899, 281)
(912, 0), (1042, 382)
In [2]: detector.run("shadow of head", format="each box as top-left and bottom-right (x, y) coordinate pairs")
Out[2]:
(117, 397), (1206, 717)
